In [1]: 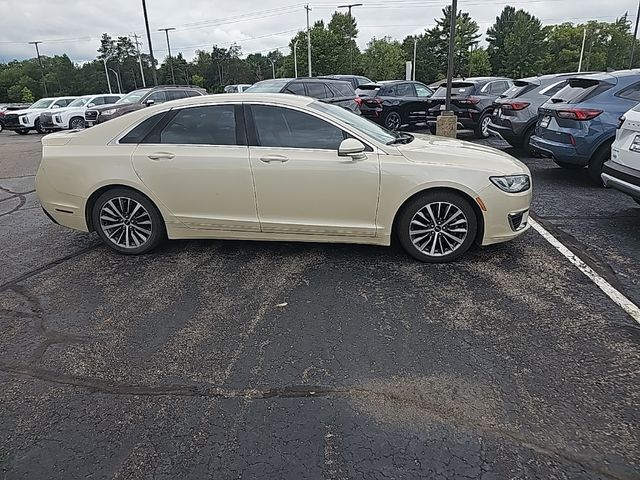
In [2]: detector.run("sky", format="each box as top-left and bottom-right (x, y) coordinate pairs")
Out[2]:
(0, 0), (636, 63)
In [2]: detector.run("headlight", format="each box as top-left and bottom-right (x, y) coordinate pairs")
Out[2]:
(101, 109), (117, 116)
(490, 175), (530, 193)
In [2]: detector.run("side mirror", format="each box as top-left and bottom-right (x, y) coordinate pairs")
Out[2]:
(145, 99), (155, 106)
(338, 138), (367, 160)
(86, 103), (95, 108)
(51, 105), (60, 109)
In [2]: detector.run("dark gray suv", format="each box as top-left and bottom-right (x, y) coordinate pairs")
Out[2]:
(426, 77), (513, 138)
(488, 73), (593, 152)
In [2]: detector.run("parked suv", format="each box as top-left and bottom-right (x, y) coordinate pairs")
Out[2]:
(530, 70), (640, 184)
(3, 97), (77, 134)
(356, 80), (434, 130)
(602, 104), (640, 204)
(427, 77), (513, 138)
(0, 104), (30, 133)
(40, 94), (123, 131)
(245, 78), (360, 113)
(488, 73), (592, 152)
(85, 85), (206, 126)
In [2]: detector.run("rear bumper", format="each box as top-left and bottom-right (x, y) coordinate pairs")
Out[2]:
(602, 161), (640, 200)
(529, 135), (589, 165)
(487, 119), (529, 142)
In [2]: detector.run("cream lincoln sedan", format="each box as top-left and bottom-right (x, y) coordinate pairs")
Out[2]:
(36, 93), (532, 262)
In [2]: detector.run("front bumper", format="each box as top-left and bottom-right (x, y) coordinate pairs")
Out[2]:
(602, 160), (640, 200)
(478, 183), (532, 246)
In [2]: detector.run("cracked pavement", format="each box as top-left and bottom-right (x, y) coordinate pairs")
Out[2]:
(0, 131), (638, 479)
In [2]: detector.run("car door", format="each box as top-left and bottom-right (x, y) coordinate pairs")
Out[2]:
(130, 104), (259, 232)
(414, 82), (433, 120)
(246, 103), (379, 237)
(394, 83), (416, 122)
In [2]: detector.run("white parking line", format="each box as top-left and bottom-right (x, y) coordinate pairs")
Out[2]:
(530, 218), (640, 325)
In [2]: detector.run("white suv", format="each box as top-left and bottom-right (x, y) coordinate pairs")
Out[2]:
(40, 94), (123, 131)
(3, 97), (77, 134)
(602, 105), (640, 205)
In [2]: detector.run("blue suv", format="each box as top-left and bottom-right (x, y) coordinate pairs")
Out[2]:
(530, 70), (640, 184)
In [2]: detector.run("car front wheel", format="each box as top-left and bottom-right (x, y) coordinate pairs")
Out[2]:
(34, 119), (46, 134)
(69, 117), (85, 129)
(92, 188), (166, 255)
(397, 191), (478, 263)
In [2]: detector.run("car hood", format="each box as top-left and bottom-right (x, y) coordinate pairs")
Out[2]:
(396, 133), (529, 175)
(7, 108), (44, 116)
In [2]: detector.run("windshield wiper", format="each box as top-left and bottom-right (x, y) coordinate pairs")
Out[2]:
(386, 133), (414, 145)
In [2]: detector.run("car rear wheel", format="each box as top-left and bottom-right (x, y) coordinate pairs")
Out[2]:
(384, 111), (402, 130)
(397, 191), (478, 263)
(34, 119), (46, 134)
(69, 117), (85, 129)
(587, 142), (612, 186)
(554, 161), (584, 170)
(92, 188), (166, 255)
(475, 112), (491, 139)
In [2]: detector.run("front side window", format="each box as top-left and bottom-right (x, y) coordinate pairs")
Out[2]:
(415, 84), (432, 97)
(166, 90), (187, 101)
(67, 97), (90, 108)
(89, 97), (106, 106)
(160, 105), (236, 145)
(284, 82), (305, 95)
(117, 89), (151, 104)
(147, 91), (168, 104)
(30, 99), (54, 109)
(251, 105), (345, 150)
(54, 99), (73, 107)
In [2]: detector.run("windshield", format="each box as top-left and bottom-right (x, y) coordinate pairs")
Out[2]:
(67, 97), (90, 108)
(309, 100), (398, 145)
(116, 89), (150, 104)
(432, 82), (476, 98)
(30, 99), (54, 109)
(245, 80), (290, 93)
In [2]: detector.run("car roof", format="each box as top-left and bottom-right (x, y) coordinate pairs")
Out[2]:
(168, 92), (315, 106)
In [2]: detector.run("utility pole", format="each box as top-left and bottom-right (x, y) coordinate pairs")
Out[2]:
(268, 58), (276, 79)
(305, 4), (312, 77)
(101, 57), (113, 93)
(141, 0), (158, 85)
(413, 38), (417, 81)
(445, 0), (457, 112)
(578, 27), (587, 73)
(109, 68), (123, 93)
(158, 27), (176, 85)
(131, 33), (147, 87)
(28, 41), (48, 96)
(293, 39), (299, 77)
(630, 0), (640, 68)
(338, 4), (362, 74)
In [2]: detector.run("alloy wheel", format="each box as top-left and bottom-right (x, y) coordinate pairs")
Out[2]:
(409, 201), (468, 257)
(70, 117), (85, 129)
(385, 112), (401, 130)
(481, 116), (491, 138)
(99, 197), (153, 249)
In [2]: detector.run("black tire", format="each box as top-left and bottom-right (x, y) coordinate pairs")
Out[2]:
(554, 161), (584, 170)
(384, 110), (402, 130)
(475, 111), (492, 139)
(92, 188), (166, 255)
(15, 129), (30, 135)
(0, 122), (4, 133)
(522, 125), (536, 155)
(69, 116), (85, 129)
(34, 119), (46, 134)
(587, 142), (613, 186)
(397, 191), (478, 263)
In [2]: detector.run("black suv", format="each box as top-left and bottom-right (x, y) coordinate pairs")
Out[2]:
(245, 78), (360, 114)
(355, 80), (434, 130)
(85, 85), (207, 126)
(427, 77), (513, 138)
(319, 75), (373, 89)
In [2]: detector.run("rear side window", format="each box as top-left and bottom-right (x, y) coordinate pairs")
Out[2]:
(284, 82), (305, 95)
(617, 82), (640, 101)
(305, 83), (330, 99)
(184, 90), (203, 98)
(381, 85), (397, 96)
(166, 90), (187, 101)
(396, 83), (415, 97)
(119, 113), (167, 144)
(159, 105), (236, 145)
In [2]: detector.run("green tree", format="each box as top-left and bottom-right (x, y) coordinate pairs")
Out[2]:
(468, 48), (492, 77)
(362, 36), (406, 80)
(487, 7), (548, 77)
(20, 86), (34, 103)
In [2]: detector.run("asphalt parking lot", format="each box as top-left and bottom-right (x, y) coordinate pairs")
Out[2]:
(1, 130), (639, 480)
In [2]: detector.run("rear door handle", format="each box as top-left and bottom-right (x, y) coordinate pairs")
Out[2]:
(260, 155), (288, 163)
(147, 152), (175, 160)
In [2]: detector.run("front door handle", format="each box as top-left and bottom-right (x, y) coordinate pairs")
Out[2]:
(260, 155), (288, 164)
(147, 152), (175, 161)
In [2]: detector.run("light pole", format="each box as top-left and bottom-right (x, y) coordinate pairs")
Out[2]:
(412, 38), (417, 81)
(268, 58), (276, 79)
(578, 27), (586, 73)
(338, 3), (362, 74)
(305, 4), (312, 77)
(631, 0), (640, 68)
(141, 0), (158, 85)
(101, 57), (113, 94)
(28, 41), (48, 96)
(109, 68), (123, 93)
(158, 27), (176, 84)
(131, 33), (147, 87)
(293, 39), (299, 77)
(445, 0), (457, 112)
